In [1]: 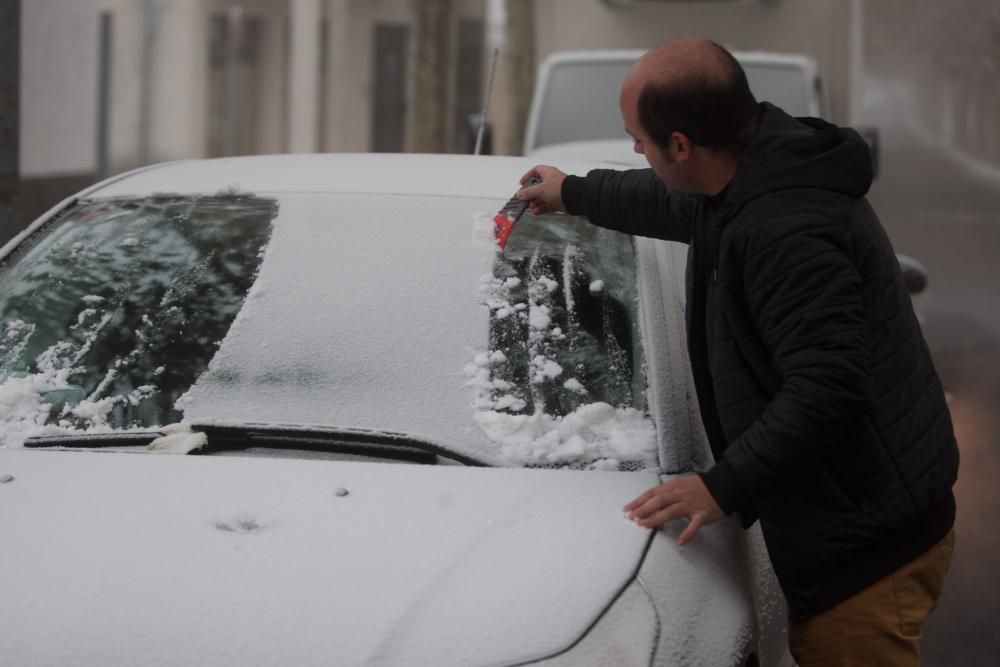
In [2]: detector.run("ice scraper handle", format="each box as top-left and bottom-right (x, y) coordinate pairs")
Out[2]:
(494, 175), (542, 249)
(498, 175), (542, 220)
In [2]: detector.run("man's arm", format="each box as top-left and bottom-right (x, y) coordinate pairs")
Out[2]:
(518, 165), (696, 243)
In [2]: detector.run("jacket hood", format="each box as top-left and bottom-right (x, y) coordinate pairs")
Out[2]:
(727, 102), (873, 210)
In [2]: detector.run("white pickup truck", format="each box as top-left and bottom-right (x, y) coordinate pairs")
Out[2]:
(524, 49), (827, 165)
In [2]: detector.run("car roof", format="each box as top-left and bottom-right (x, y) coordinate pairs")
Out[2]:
(88, 153), (606, 200)
(537, 48), (818, 71)
(527, 139), (646, 168)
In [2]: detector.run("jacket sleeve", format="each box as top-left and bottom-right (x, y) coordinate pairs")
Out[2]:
(561, 168), (697, 243)
(700, 213), (873, 518)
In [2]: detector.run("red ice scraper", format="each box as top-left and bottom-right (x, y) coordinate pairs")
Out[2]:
(494, 175), (542, 250)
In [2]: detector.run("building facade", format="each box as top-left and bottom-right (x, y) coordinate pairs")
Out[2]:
(17, 0), (882, 234)
(17, 0), (488, 228)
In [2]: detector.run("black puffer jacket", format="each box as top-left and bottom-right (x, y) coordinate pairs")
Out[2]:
(561, 103), (959, 620)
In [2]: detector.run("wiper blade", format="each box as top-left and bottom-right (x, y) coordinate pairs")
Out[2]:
(24, 432), (163, 449)
(191, 422), (492, 467)
(23, 423), (493, 467)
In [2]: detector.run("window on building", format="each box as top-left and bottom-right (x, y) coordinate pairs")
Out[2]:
(371, 24), (410, 153)
(454, 17), (484, 153)
(208, 10), (264, 157)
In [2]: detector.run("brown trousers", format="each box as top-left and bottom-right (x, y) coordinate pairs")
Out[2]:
(788, 530), (956, 667)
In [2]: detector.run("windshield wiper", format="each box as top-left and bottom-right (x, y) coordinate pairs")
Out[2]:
(191, 422), (491, 467)
(24, 432), (164, 449)
(24, 422), (492, 467)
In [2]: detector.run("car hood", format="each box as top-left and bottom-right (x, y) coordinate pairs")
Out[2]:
(0, 449), (657, 666)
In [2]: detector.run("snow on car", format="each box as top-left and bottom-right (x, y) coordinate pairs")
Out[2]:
(0, 154), (789, 666)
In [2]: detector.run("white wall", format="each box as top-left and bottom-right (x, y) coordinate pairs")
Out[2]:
(147, 0), (209, 162)
(101, 0), (144, 173)
(323, 0), (414, 153)
(20, 0), (102, 177)
(324, 0), (485, 153)
(288, 0), (322, 152)
(19, 0), (487, 178)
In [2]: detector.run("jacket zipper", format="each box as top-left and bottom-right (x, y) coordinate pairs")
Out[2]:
(711, 210), (726, 283)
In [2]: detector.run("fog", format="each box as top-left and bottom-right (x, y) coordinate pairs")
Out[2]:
(1, 1), (998, 664)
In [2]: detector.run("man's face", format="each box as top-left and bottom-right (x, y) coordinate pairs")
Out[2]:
(620, 85), (693, 192)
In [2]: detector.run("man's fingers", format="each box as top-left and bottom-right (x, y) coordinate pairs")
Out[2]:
(624, 487), (658, 513)
(625, 475), (724, 545)
(678, 514), (705, 545)
(520, 164), (558, 184)
(515, 165), (567, 214)
(636, 502), (688, 529)
(527, 200), (556, 215)
(519, 167), (541, 185)
(518, 183), (544, 201)
(630, 493), (672, 520)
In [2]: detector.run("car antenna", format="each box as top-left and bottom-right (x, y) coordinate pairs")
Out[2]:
(474, 48), (499, 156)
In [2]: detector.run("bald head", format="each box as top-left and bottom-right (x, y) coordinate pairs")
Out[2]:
(621, 39), (759, 154)
(625, 39), (734, 95)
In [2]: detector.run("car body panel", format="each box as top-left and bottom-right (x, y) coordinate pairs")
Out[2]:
(0, 447), (665, 666)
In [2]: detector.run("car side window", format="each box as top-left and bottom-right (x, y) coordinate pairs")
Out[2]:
(0, 195), (276, 439)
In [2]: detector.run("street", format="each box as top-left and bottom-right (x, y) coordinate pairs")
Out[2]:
(863, 113), (1000, 665)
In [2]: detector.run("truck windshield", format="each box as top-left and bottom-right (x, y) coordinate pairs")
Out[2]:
(531, 58), (814, 150)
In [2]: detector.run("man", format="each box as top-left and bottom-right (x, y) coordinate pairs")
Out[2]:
(518, 38), (958, 665)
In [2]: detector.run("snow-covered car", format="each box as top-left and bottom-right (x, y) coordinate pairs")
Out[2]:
(0, 154), (789, 667)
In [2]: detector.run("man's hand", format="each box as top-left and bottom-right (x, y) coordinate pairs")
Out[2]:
(518, 165), (568, 215)
(623, 475), (725, 545)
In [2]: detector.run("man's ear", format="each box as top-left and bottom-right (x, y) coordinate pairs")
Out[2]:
(671, 132), (692, 163)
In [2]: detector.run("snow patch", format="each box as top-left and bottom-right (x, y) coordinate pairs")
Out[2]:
(494, 395), (527, 412)
(528, 307), (551, 330)
(69, 384), (158, 428)
(147, 423), (208, 454)
(469, 213), (500, 250)
(474, 402), (656, 465)
(470, 259), (657, 468)
(530, 355), (563, 383)
(0, 370), (72, 447)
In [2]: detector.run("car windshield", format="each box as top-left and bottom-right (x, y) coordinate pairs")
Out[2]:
(0, 195), (276, 445)
(743, 62), (811, 116)
(1, 191), (656, 470)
